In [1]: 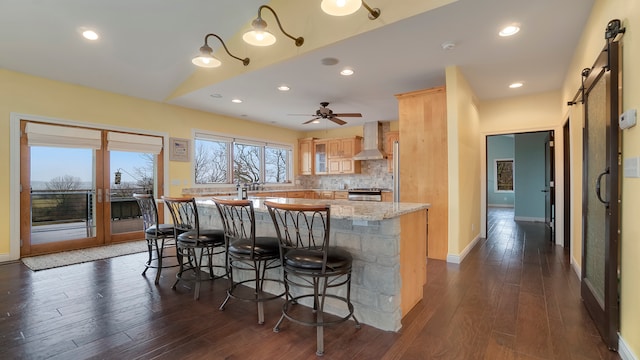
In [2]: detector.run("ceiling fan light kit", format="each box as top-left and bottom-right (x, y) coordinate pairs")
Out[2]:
(243, 5), (304, 47)
(192, 33), (250, 68)
(294, 102), (362, 126)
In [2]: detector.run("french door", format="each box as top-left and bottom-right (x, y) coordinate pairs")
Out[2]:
(581, 40), (621, 350)
(20, 121), (165, 256)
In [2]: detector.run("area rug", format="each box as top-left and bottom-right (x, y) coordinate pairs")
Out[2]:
(21, 240), (148, 271)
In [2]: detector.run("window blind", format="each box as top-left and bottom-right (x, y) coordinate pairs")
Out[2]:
(107, 132), (163, 154)
(25, 122), (102, 149)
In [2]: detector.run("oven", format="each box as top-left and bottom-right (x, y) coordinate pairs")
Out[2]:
(347, 188), (383, 202)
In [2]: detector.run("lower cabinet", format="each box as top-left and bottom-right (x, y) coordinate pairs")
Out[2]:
(286, 191), (306, 198)
(333, 191), (349, 200)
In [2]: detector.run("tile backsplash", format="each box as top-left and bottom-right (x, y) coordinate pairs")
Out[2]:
(296, 158), (392, 190)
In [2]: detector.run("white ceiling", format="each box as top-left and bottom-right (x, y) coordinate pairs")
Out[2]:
(1, 0), (594, 131)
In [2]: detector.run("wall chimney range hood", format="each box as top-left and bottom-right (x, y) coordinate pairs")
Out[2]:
(353, 121), (386, 160)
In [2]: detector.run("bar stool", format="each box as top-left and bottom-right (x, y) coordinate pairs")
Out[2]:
(265, 201), (360, 356)
(133, 193), (177, 284)
(162, 196), (226, 300)
(213, 198), (284, 324)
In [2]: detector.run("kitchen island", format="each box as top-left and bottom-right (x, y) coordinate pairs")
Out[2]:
(196, 197), (429, 332)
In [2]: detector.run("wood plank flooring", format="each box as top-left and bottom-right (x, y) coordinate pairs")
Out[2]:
(0, 208), (619, 359)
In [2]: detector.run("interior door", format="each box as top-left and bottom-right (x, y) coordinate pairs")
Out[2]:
(543, 131), (555, 240)
(581, 40), (621, 350)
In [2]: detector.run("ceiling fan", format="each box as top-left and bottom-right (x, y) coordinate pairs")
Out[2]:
(290, 102), (362, 125)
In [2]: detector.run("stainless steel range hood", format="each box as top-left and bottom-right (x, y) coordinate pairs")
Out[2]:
(353, 121), (387, 160)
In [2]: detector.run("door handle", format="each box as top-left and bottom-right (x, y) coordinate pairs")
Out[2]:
(595, 167), (610, 207)
(541, 189), (549, 193)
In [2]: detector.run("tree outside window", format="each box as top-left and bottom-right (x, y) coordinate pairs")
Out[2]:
(193, 134), (291, 185)
(495, 159), (514, 191)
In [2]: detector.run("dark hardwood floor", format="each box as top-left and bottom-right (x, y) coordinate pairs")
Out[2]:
(0, 208), (619, 359)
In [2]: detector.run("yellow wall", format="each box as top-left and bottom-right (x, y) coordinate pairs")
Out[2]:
(0, 69), (302, 255)
(302, 120), (398, 139)
(563, 0), (640, 355)
(479, 91), (562, 133)
(445, 66), (481, 257)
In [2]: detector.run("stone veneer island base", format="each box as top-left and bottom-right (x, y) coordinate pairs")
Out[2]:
(196, 197), (429, 332)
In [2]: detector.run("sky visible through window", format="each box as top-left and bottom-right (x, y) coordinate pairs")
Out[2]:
(31, 147), (150, 189)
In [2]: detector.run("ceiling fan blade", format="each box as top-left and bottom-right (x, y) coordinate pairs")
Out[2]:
(303, 117), (321, 124)
(333, 113), (362, 117)
(329, 117), (347, 125)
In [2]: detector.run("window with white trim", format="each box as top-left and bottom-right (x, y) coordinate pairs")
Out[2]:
(193, 131), (292, 185)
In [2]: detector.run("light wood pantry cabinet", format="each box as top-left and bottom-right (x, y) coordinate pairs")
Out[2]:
(396, 86), (448, 260)
(385, 131), (399, 173)
(298, 138), (314, 175)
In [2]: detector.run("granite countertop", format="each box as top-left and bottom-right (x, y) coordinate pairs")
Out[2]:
(184, 188), (392, 196)
(197, 196), (429, 221)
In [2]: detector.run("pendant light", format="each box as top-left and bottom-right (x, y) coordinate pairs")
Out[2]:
(321, 0), (380, 20)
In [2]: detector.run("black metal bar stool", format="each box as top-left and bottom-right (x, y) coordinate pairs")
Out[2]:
(213, 198), (284, 324)
(162, 196), (227, 300)
(133, 193), (177, 284)
(265, 201), (360, 356)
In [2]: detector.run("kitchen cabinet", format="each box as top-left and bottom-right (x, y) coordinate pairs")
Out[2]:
(333, 191), (348, 200)
(381, 192), (393, 202)
(385, 131), (399, 173)
(316, 191), (334, 200)
(304, 191), (316, 199)
(396, 86), (447, 260)
(328, 137), (360, 158)
(286, 191), (306, 198)
(298, 138), (314, 175)
(326, 136), (362, 174)
(314, 141), (328, 175)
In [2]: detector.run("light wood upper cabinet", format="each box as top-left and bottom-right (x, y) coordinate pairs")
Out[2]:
(298, 138), (314, 175)
(327, 137), (361, 158)
(385, 131), (399, 173)
(327, 136), (362, 174)
(314, 141), (328, 175)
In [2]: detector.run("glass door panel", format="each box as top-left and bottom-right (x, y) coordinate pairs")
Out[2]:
(30, 146), (97, 245)
(584, 76), (607, 303)
(109, 151), (155, 237)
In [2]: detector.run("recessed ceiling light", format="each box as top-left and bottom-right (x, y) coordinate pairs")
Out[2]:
(340, 68), (354, 76)
(277, 85), (290, 91)
(509, 82), (524, 88)
(499, 24), (520, 37)
(232, 99), (243, 103)
(82, 30), (99, 41)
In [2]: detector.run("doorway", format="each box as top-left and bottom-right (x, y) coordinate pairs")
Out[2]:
(486, 131), (556, 242)
(19, 120), (165, 256)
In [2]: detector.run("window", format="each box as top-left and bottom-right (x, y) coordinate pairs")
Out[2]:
(193, 131), (292, 185)
(495, 159), (514, 192)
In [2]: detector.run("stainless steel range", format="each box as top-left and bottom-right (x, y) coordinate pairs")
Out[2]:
(347, 188), (383, 202)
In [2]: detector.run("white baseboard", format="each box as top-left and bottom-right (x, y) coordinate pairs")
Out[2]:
(447, 234), (481, 264)
(513, 216), (545, 222)
(619, 334), (638, 360)
(571, 256), (581, 280)
(0, 253), (16, 263)
(487, 204), (514, 208)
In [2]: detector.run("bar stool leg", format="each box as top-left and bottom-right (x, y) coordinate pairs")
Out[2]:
(142, 239), (152, 276)
(154, 239), (163, 284)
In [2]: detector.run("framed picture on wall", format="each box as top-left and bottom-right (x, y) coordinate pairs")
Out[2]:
(169, 137), (190, 162)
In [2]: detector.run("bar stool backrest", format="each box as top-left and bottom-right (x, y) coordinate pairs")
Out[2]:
(162, 197), (198, 235)
(265, 202), (331, 272)
(213, 199), (255, 251)
(133, 193), (159, 234)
